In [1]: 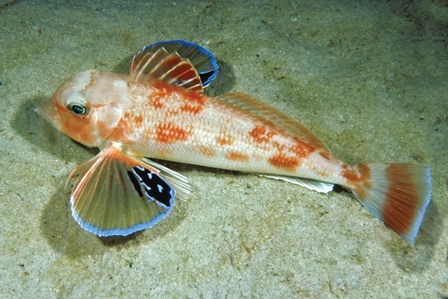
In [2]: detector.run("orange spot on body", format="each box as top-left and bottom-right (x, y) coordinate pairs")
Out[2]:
(181, 103), (203, 115)
(249, 125), (274, 143)
(268, 153), (300, 172)
(342, 164), (371, 200)
(382, 164), (418, 234)
(342, 164), (370, 183)
(152, 80), (205, 105)
(226, 152), (249, 163)
(216, 135), (234, 146)
(267, 136), (314, 172)
(291, 137), (315, 158)
(156, 123), (189, 144)
(134, 115), (143, 125)
(148, 96), (164, 109)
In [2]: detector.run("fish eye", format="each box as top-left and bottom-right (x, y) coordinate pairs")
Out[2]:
(67, 103), (88, 115)
(66, 92), (89, 116)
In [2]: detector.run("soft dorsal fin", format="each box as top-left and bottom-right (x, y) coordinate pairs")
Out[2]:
(130, 47), (204, 92)
(131, 40), (219, 88)
(217, 92), (330, 152)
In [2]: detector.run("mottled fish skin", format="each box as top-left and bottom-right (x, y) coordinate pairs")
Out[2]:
(37, 40), (431, 243)
(114, 80), (344, 181)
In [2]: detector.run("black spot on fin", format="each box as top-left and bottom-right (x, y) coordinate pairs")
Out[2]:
(128, 165), (174, 208)
(127, 170), (143, 197)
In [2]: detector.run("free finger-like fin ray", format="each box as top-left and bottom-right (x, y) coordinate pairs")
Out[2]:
(69, 145), (187, 237)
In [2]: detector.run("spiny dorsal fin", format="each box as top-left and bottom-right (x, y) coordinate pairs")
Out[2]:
(130, 47), (204, 92)
(217, 92), (330, 152)
(132, 40), (219, 88)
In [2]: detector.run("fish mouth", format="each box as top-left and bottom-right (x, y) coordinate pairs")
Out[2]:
(35, 98), (63, 130)
(35, 99), (51, 120)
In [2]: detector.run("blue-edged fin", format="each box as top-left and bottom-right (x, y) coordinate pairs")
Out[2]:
(131, 39), (219, 88)
(67, 145), (190, 237)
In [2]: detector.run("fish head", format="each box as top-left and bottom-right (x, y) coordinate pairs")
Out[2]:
(36, 70), (129, 148)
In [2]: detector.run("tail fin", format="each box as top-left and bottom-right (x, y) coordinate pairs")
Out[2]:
(348, 163), (431, 245)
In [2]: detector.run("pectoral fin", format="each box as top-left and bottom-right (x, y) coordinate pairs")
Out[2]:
(68, 145), (190, 237)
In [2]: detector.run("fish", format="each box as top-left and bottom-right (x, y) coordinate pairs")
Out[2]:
(36, 39), (431, 244)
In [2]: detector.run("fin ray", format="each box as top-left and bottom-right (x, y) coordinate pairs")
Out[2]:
(131, 48), (203, 92)
(348, 163), (431, 244)
(142, 158), (191, 202)
(131, 40), (219, 87)
(69, 145), (187, 237)
(217, 92), (330, 152)
(263, 174), (334, 193)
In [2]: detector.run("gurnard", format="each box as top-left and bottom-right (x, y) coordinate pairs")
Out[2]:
(36, 40), (431, 244)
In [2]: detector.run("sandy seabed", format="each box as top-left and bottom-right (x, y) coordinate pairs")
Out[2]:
(1, 0), (447, 298)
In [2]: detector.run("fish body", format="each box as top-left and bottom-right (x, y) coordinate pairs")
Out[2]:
(37, 40), (431, 244)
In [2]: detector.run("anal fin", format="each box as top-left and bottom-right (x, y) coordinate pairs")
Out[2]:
(262, 174), (334, 193)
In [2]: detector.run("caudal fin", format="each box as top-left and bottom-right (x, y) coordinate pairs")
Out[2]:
(348, 163), (431, 245)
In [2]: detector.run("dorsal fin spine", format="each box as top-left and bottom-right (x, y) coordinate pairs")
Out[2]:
(131, 40), (219, 90)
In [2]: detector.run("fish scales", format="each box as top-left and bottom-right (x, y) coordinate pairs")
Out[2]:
(36, 40), (431, 243)
(105, 78), (342, 183)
